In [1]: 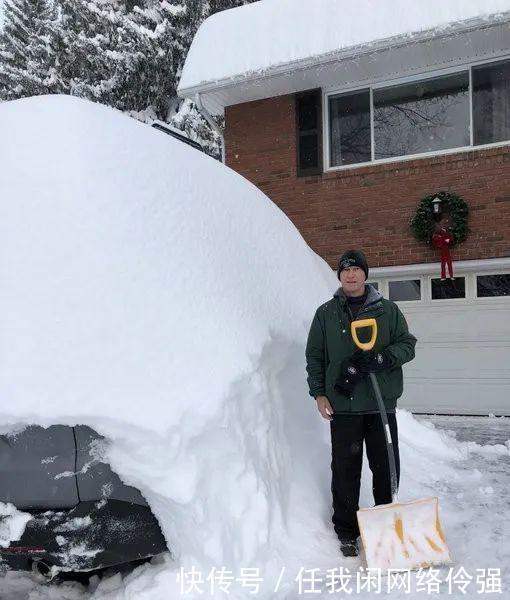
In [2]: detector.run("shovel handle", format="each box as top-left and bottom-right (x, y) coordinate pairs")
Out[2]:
(350, 318), (377, 352)
(350, 317), (399, 502)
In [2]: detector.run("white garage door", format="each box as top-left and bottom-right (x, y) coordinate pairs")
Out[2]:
(370, 266), (510, 416)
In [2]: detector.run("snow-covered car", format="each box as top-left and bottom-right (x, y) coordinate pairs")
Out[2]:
(0, 425), (167, 577)
(0, 94), (335, 596)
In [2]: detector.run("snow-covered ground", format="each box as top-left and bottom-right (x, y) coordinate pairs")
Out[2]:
(0, 95), (509, 598)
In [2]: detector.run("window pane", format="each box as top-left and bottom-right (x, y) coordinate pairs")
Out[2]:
(477, 274), (510, 297)
(329, 90), (371, 166)
(473, 61), (510, 146)
(389, 280), (421, 301)
(431, 278), (465, 299)
(373, 73), (470, 159)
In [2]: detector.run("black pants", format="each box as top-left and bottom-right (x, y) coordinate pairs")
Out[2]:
(330, 412), (400, 541)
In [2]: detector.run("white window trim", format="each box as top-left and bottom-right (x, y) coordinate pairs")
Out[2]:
(322, 54), (510, 173)
(369, 257), (510, 279)
(366, 262), (510, 305)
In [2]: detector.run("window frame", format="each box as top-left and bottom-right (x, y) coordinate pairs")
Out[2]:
(323, 54), (510, 172)
(386, 278), (424, 304)
(475, 272), (510, 299)
(369, 270), (510, 305)
(430, 276), (467, 301)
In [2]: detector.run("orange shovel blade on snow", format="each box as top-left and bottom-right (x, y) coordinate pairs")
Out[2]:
(351, 318), (451, 570)
(357, 496), (451, 570)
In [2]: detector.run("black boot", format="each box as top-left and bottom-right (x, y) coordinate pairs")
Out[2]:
(340, 538), (359, 557)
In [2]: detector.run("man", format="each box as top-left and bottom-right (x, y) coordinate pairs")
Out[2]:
(305, 250), (416, 557)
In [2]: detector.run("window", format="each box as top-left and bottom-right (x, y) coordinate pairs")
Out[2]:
(367, 281), (379, 290)
(329, 90), (371, 166)
(327, 58), (510, 169)
(477, 274), (510, 297)
(296, 89), (322, 176)
(389, 280), (421, 302)
(431, 278), (466, 299)
(473, 61), (510, 146)
(373, 73), (470, 159)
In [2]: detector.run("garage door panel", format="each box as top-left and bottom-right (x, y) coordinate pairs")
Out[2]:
(402, 379), (510, 415)
(391, 278), (510, 415)
(406, 314), (509, 338)
(407, 346), (508, 376)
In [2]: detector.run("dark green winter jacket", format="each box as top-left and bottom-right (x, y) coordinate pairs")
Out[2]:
(305, 284), (417, 414)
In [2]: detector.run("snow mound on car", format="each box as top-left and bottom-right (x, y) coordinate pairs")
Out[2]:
(0, 94), (333, 432)
(0, 95), (336, 596)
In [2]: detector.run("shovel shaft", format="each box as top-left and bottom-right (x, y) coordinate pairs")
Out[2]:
(369, 372), (399, 503)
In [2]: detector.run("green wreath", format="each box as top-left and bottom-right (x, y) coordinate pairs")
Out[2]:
(410, 191), (469, 247)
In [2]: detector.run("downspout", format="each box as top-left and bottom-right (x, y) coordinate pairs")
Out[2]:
(195, 93), (225, 164)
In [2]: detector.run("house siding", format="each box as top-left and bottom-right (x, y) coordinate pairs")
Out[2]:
(225, 94), (510, 270)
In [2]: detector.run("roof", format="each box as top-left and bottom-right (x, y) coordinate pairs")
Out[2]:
(178, 0), (510, 112)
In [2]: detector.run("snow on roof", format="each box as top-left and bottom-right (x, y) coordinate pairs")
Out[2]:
(178, 0), (510, 93)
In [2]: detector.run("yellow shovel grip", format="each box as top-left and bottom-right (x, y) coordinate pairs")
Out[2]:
(351, 318), (377, 351)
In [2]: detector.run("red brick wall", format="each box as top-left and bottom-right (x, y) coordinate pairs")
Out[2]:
(225, 94), (510, 270)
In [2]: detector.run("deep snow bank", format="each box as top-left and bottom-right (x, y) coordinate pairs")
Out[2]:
(0, 95), (338, 596)
(0, 94), (333, 433)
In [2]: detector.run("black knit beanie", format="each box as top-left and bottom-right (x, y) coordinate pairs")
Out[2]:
(337, 250), (369, 280)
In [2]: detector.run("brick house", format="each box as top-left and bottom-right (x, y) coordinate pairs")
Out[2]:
(178, 2), (510, 415)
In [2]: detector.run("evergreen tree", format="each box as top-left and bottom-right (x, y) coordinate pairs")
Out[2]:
(126, 0), (186, 119)
(0, 0), (60, 100)
(171, 0), (255, 160)
(50, 0), (185, 120)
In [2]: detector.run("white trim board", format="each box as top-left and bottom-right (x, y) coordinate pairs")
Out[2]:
(179, 18), (510, 116)
(368, 257), (510, 279)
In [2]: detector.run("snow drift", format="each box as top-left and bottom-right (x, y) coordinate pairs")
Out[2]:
(0, 94), (337, 596)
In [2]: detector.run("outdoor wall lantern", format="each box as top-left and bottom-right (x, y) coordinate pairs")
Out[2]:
(432, 197), (443, 221)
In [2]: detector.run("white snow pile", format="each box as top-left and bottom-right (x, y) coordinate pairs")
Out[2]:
(178, 0), (510, 91)
(0, 94), (335, 597)
(0, 95), (509, 599)
(0, 503), (32, 549)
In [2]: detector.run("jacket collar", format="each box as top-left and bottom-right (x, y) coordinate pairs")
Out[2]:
(333, 283), (382, 308)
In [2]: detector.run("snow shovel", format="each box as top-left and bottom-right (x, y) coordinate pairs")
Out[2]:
(351, 318), (451, 570)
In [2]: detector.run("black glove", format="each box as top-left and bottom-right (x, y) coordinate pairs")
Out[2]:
(334, 357), (365, 395)
(353, 350), (393, 374)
